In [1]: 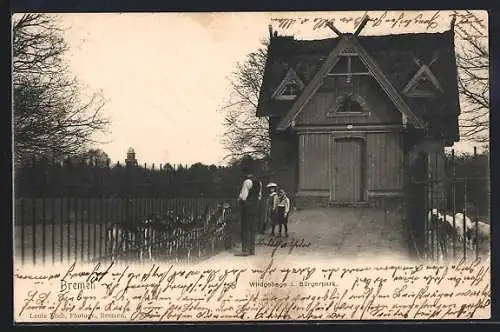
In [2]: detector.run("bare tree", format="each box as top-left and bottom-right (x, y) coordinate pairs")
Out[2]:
(12, 13), (110, 168)
(219, 39), (270, 161)
(453, 11), (489, 144)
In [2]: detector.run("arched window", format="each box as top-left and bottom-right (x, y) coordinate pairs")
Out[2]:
(335, 94), (363, 113)
(326, 93), (368, 117)
(337, 94), (363, 113)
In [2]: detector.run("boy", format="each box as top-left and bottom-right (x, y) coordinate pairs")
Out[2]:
(274, 189), (290, 237)
(264, 182), (278, 234)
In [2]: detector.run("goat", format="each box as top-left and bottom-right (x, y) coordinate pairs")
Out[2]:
(453, 212), (474, 245)
(105, 222), (138, 261)
(427, 209), (455, 260)
(427, 210), (483, 254)
(466, 220), (490, 255)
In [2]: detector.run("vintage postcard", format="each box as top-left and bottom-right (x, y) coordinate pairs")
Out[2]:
(12, 10), (490, 323)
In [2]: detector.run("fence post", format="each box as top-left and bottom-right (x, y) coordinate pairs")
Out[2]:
(126, 163), (132, 222)
(224, 203), (232, 250)
(41, 157), (47, 265)
(31, 156), (37, 266)
(88, 161), (94, 263)
(451, 149), (456, 261)
(19, 193), (25, 265)
(59, 160), (65, 263)
(66, 158), (72, 261)
(78, 159), (84, 262)
(100, 160), (108, 260)
(463, 179), (468, 261)
(474, 147), (479, 260)
(434, 152), (446, 262)
(427, 156), (432, 261)
(51, 156), (56, 265)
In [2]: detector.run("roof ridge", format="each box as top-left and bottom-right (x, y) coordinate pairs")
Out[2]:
(272, 28), (454, 43)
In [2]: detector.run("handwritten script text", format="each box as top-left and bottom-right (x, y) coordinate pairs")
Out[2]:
(14, 257), (490, 322)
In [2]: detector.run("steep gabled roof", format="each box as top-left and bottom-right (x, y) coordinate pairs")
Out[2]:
(257, 29), (461, 143)
(276, 35), (424, 130)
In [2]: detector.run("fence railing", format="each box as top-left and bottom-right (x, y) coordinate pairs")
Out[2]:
(14, 197), (239, 266)
(406, 149), (490, 263)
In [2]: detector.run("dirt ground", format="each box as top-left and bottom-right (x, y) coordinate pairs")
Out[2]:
(213, 207), (412, 263)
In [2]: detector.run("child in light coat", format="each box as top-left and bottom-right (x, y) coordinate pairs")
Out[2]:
(274, 189), (290, 237)
(263, 183), (278, 234)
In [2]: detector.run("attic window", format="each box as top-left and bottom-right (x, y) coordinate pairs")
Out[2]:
(278, 79), (301, 99)
(327, 54), (370, 81)
(403, 64), (443, 98)
(408, 76), (436, 96)
(272, 69), (305, 100)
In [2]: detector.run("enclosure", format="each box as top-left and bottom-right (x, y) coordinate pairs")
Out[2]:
(405, 148), (490, 262)
(14, 159), (244, 265)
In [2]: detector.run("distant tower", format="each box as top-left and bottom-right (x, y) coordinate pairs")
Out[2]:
(125, 147), (138, 166)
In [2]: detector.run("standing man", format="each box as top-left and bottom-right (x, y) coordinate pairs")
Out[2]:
(236, 157), (262, 256)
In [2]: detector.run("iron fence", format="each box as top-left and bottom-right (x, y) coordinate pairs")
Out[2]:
(13, 157), (249, 265)
(14, 196), (239, 265)
(406, 148), (490, 263)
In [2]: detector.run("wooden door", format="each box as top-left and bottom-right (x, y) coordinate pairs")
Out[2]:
(333, 138), (364, 202)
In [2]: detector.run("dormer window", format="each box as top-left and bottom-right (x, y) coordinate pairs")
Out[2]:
(278, 79), (301, 98)
(272, 69), (305, 100)
(403, 62), (443, 98)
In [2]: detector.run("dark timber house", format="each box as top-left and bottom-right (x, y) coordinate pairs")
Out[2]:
(256, 22), (461, 208)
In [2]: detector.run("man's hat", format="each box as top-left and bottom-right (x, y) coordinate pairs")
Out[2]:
(266, 182), (277, 188)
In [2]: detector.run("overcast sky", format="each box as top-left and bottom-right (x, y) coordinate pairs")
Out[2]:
(49, 10), (488, 166)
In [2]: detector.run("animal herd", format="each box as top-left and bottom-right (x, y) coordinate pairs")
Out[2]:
(427, 208), (490, 259)
(105, 203), (230, 262)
